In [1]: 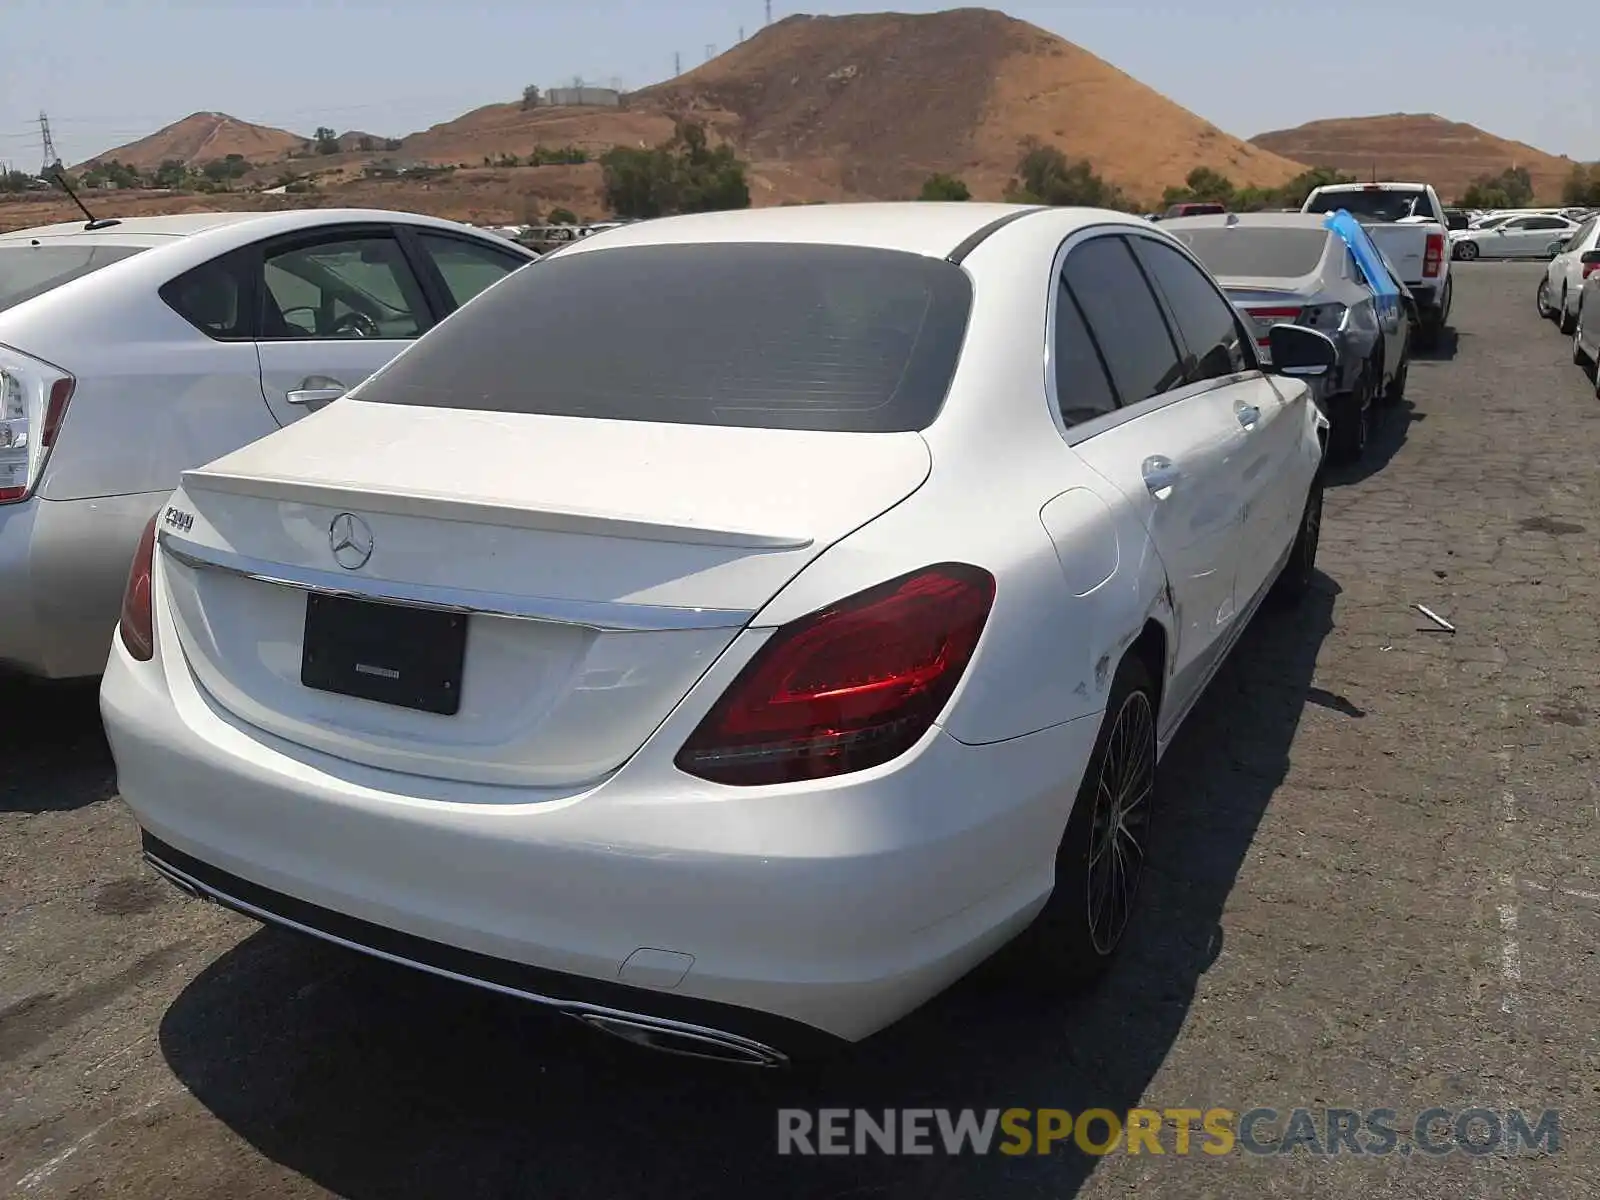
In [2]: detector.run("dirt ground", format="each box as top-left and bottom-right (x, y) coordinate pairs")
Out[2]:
(2, 262), (1597, 1198)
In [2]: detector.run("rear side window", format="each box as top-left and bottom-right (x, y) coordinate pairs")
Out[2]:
(1061, 237), (1184, 405)
(1131, 238), (1250, 383)
(0, 244), (147, 313)
(1050, 280), (1118, 426)
(356, 243), (974, 433)
(161, 248), (254, 339)
(415, 233), (529, 308)
(1172, 227), (1330, 280)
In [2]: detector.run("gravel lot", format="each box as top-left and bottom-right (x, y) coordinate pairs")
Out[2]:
(3, 261), (1597, 1199)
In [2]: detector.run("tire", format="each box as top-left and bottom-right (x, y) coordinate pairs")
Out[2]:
(1536, 277), (1555, 320)
(1327, 380), (1370, 465)
(1024, 653), (1159, 988)
(1383, 351), (1409, 406)
(1575, 308), (1592, 367)
(1558, 290), (1578, 335)
(1272, 473), (1324, 607)
(1456, 240), (1479, 262)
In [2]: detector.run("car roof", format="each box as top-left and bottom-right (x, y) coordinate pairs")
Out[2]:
(1312, 182), (1431, 191)
(1160, 212), (1334, 232)
(552, 202), (1075, 260)
(0, 208), (525, 250)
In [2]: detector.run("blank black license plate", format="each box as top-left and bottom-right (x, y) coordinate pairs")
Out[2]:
(300, 593), (468, 715)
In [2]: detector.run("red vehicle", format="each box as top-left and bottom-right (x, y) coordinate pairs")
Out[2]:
(1162, 201), (1228, 219)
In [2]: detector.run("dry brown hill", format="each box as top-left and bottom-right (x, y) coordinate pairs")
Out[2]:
(77, 111), (306, 170)
(380, 9), (1306, 205)
(632, 9), (1306, 203)
(1251, 114), (1577, 204)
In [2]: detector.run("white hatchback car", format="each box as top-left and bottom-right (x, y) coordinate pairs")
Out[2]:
(0, 209), (537, 679)
(102, 203), (1335, 1065)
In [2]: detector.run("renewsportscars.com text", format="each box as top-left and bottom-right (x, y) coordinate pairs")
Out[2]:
(776, 1107), (1562, 1158)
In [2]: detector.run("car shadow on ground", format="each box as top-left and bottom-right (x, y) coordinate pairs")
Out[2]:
(1410, 326), (1461, 363)
(1325, 398), (1423, 488)
(0, 674), (115, 813)
(156, 579), (1340, 1199)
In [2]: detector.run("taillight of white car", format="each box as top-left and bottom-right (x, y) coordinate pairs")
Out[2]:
(0, 344), (75, 504)
(675, 564), (996, 786)
(118, 514), (159, 662)
(1423, 233), (1445, 279)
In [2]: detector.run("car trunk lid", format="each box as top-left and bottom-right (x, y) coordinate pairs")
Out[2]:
(158, 399), (932, 788)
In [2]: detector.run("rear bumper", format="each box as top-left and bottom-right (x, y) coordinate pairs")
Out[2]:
(102, 622), (1101, 1047)
(0, 492), (165, 678)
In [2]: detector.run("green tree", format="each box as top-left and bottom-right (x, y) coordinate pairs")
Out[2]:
(547, 207), (578, 224)
(1459, 166), (1534, 209)
(1275, 166), (1358, 210)
(600, 121), (750, 219)
(1005, 139), (1130, 210)
(1561, 164), (1600, 207)
(151, 159), (189, 189)
(522, 85), (542, 111)
(0, 169), (34, 193)
(917, 173), (971, 201)
(313, 126), (340, 155)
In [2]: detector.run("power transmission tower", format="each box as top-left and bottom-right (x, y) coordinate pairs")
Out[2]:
(766, 0), (772, 25)
(704, 43), (715, 62)
(38, 111), (61, 175)
(739, 26), (744, 42)
(674, 51), (681, 75)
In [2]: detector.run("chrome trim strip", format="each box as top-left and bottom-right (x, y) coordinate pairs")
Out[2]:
(143, 850), (789, 1068)
(156, 531), (755, 633)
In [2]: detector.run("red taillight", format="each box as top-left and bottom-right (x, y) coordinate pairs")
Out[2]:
(1583, 263), (1600, 279)
(0, 370), (74, 504)
(118, 514), (159, 662)
(1245, 306), (1305, 344)
(674, 564), (996, 786)
(1423, 232), (1444, 278)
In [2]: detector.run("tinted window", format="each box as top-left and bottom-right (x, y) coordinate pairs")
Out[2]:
(1172, 226), (1331, 279)
(417, 233), (529, 308)
(1051, 279), (1117, 426)
(1061, 236), (1184, 404)
(356, 243), (973, 433)
(1303, 189), (1431, 222)
(1131, 237), (1249, 383)
(260, 234), (426, 340)
(0, 244), (147, 314)
(161, 248), (254, 338)
(1524, 217), (1570, 231)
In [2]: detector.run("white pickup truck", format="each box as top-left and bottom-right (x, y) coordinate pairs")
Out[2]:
(1302, 182), (1452, 350)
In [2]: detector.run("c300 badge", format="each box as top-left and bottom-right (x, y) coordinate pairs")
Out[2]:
(163, 506), (194, 533)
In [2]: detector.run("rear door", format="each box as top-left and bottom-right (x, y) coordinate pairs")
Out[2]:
(1130, 231), (1304, 616)
(252, 224), (436, 427)
(1052, 232), (1248, 727)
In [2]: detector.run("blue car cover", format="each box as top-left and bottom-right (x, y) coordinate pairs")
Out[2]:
(1324, 209), (1402, 330)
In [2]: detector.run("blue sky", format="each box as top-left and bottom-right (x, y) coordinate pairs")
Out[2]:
(3, 0), (1595, 170)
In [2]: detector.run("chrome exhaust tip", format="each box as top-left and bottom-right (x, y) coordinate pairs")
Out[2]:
(573, 1012), (788, 1067)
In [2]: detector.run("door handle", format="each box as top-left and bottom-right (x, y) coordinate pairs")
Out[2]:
(1141, 455), (1182, 499)
(1235, 404), (1261, 429)
(285, 386), (346, 407)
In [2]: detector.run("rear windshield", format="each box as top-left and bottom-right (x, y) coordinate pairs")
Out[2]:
(356, 242), (974, 433)
(1303, 189), (1433, 223)
(1170, 227), (1331, 280)
(0, 243), (148, 313)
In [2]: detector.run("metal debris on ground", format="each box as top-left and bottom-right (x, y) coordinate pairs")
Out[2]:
(1415, 603), (1457, 633)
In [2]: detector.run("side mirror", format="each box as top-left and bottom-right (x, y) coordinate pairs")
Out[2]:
(1267, 324), (1338, 379)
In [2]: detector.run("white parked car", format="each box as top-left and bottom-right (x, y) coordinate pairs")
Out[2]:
(102, 203), (1335, 1065)
(1451, 212), (1580, 261)
(1573, 267), (1600, 399)
(0, 209), (538, 679)
(1537, 213), (1600, 333)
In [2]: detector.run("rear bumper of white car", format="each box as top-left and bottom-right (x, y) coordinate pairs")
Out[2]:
(102, 627), (1101, 1057)
(0, 492), (166, 679)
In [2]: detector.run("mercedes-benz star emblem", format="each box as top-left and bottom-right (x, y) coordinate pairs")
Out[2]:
(328, 513), (374, 570)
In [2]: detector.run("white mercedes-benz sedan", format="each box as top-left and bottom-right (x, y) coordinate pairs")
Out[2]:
(102, 202), (1335, 1066)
